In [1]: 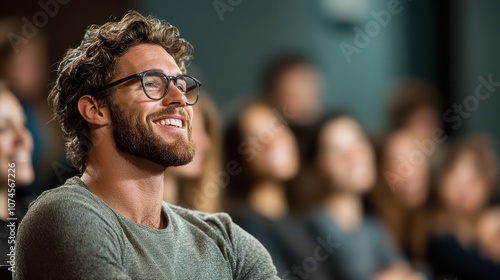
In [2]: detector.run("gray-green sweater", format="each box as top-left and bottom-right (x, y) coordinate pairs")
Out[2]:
(15, 177), (279, 280)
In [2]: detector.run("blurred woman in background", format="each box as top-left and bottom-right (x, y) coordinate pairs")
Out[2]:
(367, 78), (443, 274)
(224, 101), (317, 276)
(386, 79), (442, 141)
(369, 129), (432, 271)
(0, 17), (66, 193)
(469, 134), (500, 203)
(476, 206), (500, 264)
(427, 136), (500, 279)
(163, 95), (222, 213)
(224, 101), (299, 218)
(307, 111), (423, 280)
(0, 82), (35, 264)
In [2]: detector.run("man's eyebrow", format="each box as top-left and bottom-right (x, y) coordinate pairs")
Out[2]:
(148, 68), (182, 76)
(148, 68), (163, 73)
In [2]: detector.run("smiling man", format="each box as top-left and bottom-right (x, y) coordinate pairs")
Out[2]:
(15, 11), (279, 280)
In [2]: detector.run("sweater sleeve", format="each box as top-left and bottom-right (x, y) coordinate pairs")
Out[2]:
(15, 188), (132, 280)
(222, 215), (281, 280)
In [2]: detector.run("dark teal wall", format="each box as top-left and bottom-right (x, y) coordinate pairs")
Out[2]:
(458, 0), (500, 147)
(144, 0), (411, 129)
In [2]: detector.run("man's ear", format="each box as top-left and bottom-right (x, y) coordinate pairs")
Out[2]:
(78, 95), (109, 126)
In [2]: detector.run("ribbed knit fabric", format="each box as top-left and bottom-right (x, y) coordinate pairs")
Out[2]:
(15, 176), (279, 280)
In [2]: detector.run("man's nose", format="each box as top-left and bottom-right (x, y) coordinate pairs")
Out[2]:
(161, 81), (187, 107)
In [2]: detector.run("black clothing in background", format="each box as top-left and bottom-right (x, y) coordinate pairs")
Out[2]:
(427, 234), (500, 280)
(232, 209), (334, 280)
(289, 124), (317, 165)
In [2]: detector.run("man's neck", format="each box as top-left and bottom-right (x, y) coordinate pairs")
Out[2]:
(163, 169), (179, 204)
(81, 151), (167, 229)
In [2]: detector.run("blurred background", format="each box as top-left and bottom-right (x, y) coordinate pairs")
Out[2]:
(1, 0), (500, 279)
(2, 0), (500, 134)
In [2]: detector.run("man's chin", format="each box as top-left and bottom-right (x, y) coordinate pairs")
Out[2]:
(160, 141), (196, 167)
(169, 149), (195, 166)
(169, 157), (194, 167)
(142, 152), (194, 169)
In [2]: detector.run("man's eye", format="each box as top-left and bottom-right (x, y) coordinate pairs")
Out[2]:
(176, 84), (186, 92)
(145, 82), (161, 89)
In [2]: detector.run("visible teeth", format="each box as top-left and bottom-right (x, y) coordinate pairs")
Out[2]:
(155, 118), (182, 128)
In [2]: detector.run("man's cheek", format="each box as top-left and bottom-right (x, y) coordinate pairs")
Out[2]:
(186, 106), (194, 120)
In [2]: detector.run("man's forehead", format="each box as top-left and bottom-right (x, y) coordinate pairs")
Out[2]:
(116, 44), (182, 76)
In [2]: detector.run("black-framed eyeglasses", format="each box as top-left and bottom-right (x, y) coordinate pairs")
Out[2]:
(95, 69), (202, 105)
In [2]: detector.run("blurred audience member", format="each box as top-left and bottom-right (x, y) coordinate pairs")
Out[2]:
(0, 82), (35, 264)
(261, 54), (324, 162)
(224, 101), (320, 276)
(224, 101), (299, 218)
(427, 136), (500, 279)
(0, 18), (49, 104)
(0, 17), (66, 194)
(164, 95), (222, 213)
(286, 165), (329, 218)
(468, 134), (500, 203)
(387, 79), (441, 141)
(369, 129), (431, 270)
(307, 112), (423, 280)
(477, 206), (500, 264)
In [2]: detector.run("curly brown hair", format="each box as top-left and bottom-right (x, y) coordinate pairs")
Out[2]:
(48, 10), (194, 173)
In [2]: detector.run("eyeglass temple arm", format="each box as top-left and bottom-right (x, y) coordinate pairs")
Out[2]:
(95, 73), (140, 94)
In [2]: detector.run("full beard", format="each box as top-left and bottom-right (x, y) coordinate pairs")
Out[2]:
(107, 101), (195, 168)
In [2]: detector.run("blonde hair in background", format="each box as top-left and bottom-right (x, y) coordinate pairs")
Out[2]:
(178, 95), (223, 213)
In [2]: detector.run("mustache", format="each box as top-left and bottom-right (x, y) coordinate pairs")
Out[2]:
(147, 107), (191, 123)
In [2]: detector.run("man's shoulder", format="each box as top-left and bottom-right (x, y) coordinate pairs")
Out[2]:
(28, 176), (97, 210)
(168, 204), (231, 220)
(17, 176), (122, 253)
(22, 176), (112, 229)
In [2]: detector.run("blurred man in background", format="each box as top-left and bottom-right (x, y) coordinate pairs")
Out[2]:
(262, 54), (324, 163)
